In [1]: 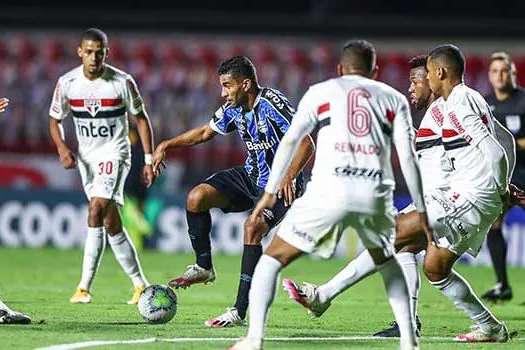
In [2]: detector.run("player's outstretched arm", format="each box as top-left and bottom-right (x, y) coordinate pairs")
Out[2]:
(152, 123), (218, 174)
(0, 98), (8, 113)
(49, 117), (76, 169)
(278, 135), (315, 206)
(132, 110), (156, 187)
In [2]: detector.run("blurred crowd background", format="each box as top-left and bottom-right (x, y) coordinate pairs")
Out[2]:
(1, 32), (524, 192)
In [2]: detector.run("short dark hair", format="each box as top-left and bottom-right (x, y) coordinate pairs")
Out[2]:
(490, 51), (512, 66)
(428, 44), (465, 77)
(340, 40), (376, 74)
(81, 28), (108, 47)
(218, 56), (257, 83)
(408, 55), (428, 70)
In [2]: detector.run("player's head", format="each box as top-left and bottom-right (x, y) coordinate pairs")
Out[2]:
(426, 44), (465, 95)
(488, 52), (517, 92)
(338, 40), (378, 78)
(78, 28), (109, 77)
(218, 56), (259, 107)
(408, 55), (432, 110)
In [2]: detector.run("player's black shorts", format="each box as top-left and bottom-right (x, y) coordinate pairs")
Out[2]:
(511, 167), (525, 188)
(204, 166), (304, 229)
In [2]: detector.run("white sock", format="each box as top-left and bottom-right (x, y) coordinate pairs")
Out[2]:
(108, 229), (147, 287)
(396, 252), (420, 322)
(247, 254), (282, 342)
(378, 258), (417, 346)
(317, 250), (376, 304)
(0, 298), (13, 313)
(430, 270), (500, 332)
(78, 226), (106, 291)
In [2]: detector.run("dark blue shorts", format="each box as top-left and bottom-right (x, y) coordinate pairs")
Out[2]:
(204, 166), (304, 229)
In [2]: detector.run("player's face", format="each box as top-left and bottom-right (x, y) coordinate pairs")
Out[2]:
(488, 59), (513, 91)
(219, 74), (249, 107)
(426, 57), (443, 96)
(78, 40), (107, 77)
(408, 66), (431, 110)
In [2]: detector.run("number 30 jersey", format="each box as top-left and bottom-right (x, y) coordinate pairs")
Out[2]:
(49, 64), (145, 162)
(267, 75), (425, 215)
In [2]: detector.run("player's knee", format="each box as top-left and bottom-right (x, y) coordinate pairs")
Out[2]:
(88, 201), (106, 225)
(186, 187), (208, 212)
(243, 220), (264, 245)
(423, 259), (448, 282)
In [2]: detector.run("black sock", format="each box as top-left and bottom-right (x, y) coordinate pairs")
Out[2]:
(186, 210), (213, 270)
(234, 244), (263, 319)
(487, 227), (509, 288)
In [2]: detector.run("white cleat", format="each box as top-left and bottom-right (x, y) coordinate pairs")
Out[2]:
(454, 323), (509, 342)
(205, 307), (246, 328)
(282, 278), (331, 318)
(168, 264), (216, 289)
(227, 337), (262, 350)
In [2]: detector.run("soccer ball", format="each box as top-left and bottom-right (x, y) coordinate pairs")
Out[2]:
(137, 285), (178, 324)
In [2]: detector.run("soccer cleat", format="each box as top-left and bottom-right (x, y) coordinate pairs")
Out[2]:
(454, 323), (509, 342)
(127, 285), (145, 305)
(228, 337), (262, 350)
(0, 310), (31, 324)
(69, 288), (92, 304)
(168, 264), (216, 289)
(373, 316), (422, 338)
(205, 307), (246, 328)
(282, 278), (331, 318)
(481, 283), (513, 302)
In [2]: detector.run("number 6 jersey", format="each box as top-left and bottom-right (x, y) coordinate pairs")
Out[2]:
(49, 64), (145, 162)
(265, 74), (425, 216)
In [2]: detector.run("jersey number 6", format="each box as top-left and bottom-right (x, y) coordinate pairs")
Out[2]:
(347, 88), (372, 137)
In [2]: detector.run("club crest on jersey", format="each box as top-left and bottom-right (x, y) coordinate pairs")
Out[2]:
(84, 99), (101, 117)
(257, 119), (268, 133)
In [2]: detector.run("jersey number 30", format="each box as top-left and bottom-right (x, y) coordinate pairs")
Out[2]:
(347, 88), (372, 137)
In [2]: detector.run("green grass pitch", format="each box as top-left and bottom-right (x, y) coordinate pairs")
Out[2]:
(1, 247), (524, 349)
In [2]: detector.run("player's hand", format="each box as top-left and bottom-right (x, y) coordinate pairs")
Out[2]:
(419, 212), (434, 245)
(249, 192), (277, 224)
(509, 183), (525, 207)
(142, 164), (155, 188)
(0, 98), (9, 113)
(152, 142), (167, 176)
(58, 146), (76, 169)
(277, 175), (296, 207)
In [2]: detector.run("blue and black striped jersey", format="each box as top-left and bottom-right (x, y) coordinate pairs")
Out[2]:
(209, 87), (301, 188)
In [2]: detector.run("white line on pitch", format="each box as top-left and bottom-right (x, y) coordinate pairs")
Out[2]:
(36, 336), (525, 350)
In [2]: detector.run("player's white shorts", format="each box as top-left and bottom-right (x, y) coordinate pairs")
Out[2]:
(277, 190), (396, 259)
(425, 188), (500, 257)
(77, 157), (131, 206)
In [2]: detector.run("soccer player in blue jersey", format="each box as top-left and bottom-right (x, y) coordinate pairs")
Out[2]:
(152, 56), (315, 327)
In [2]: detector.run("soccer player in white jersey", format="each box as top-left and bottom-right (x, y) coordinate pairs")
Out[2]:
(0, 97), (31, 324)
(48, 28), (154, 305)
(229, 40), (426, 350)
(286, 46), (512, 343)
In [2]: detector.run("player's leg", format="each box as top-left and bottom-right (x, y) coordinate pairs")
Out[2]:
(424, 244), (508, 342)
(70, 195), (109, 304)
(357, 214), (418, 350)
(105, 202), (148, 304)
(482, 215), (512, 301)
(170, 167), (258, 289)
(0, 298), (31, 325)
(229, 235), (304, 350)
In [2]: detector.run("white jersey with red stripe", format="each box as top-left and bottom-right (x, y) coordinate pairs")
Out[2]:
(277, 75), (424, 215)
(415, 97), (451, 192)
(442, 84), (499, 209)
(49, 64), (144, 162)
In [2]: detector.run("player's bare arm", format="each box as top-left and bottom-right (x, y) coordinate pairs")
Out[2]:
(131, 110), (156, 188)
(0, 97), (8, 113)
(152, 123), (218, 175)
(49, 117), (76, 169)
(278, 135), (315, 206)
